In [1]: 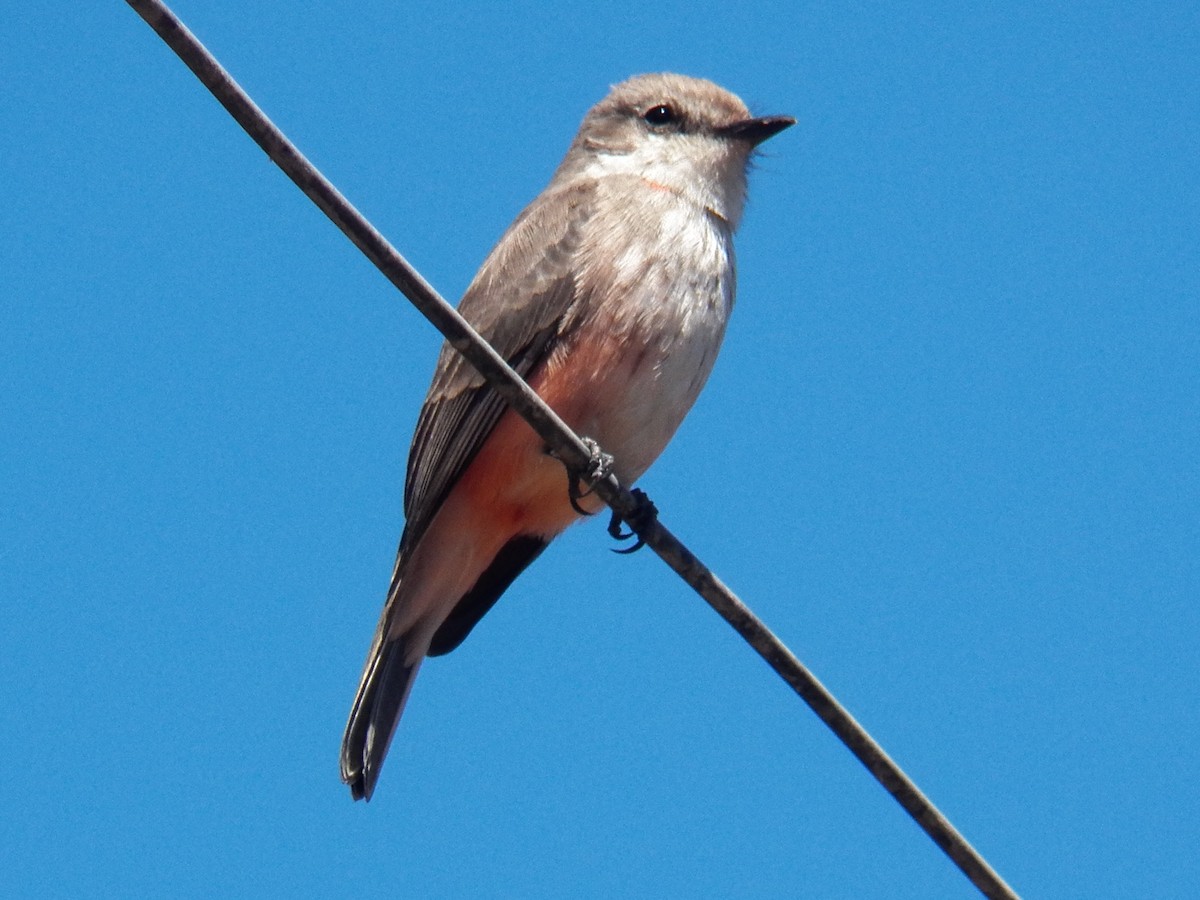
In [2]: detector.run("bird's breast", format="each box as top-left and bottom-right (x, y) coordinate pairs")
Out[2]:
(535, 194), (735, 482)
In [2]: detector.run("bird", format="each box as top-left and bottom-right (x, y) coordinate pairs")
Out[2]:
(341, 73), (793, 800)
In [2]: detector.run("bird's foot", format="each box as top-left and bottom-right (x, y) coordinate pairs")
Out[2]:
(566, 437), (614, 516)
(608, 488), (658, 554)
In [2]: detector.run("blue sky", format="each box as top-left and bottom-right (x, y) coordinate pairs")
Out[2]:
(3, 2), (1197, 897)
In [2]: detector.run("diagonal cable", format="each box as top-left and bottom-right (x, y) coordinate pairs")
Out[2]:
(123, 2), (1019, 897)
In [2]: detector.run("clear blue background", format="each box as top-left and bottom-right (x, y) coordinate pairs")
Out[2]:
(3, 2), (1197, 897)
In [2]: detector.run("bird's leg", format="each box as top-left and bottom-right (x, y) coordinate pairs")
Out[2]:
(608, 488), (658, 554)
(555, 441), (658, 553)
(562, 437), (614, 516)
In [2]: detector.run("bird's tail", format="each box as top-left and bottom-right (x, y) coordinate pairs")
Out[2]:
(340, 631), (423, 801)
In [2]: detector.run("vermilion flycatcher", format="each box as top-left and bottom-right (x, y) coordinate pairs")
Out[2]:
(341, 73), (793, 800)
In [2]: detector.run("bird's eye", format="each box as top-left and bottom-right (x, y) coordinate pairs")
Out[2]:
(642, 104), (677, 126)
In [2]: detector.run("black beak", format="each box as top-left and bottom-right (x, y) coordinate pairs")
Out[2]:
(719, 115), (796, 147)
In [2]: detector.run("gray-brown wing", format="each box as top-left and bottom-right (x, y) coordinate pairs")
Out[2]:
(399, 179), (596, 553)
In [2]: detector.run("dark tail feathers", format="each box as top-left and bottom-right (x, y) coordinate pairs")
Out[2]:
(340, 637), (422, 801)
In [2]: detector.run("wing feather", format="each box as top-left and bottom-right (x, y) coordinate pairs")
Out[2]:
(399, 179), (596, 552)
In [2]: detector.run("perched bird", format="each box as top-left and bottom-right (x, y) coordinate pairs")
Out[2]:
(341, 73), (793, 800)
